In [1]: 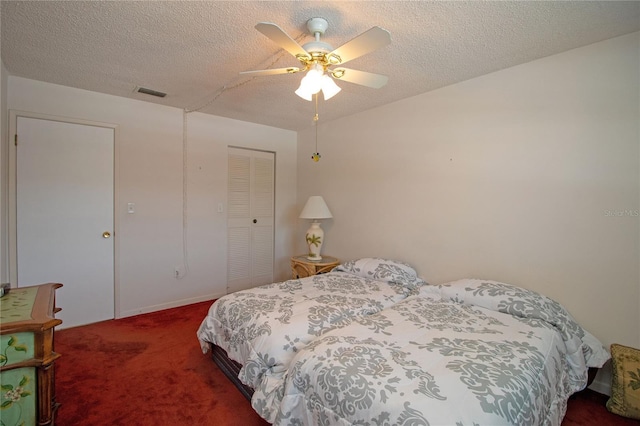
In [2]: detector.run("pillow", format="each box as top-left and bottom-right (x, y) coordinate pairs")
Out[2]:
(607, 343), (640, 420)
(438, 279), (610, 369)
(334, 258), (427, 289)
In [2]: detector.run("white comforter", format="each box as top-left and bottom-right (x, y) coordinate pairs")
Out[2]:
(272, 279), (609, 426)
(196, 258), (427, 421)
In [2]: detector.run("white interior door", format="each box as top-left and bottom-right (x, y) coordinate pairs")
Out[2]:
(227, 147), (274, 293)
(16, 116), (115, 328)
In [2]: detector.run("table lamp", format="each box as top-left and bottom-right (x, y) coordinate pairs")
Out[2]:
(299, 196), (333, 261)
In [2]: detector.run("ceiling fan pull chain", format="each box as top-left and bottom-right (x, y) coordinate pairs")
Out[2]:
(312, 94), (321, 162)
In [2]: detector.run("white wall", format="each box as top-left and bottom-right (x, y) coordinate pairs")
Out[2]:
(298, 32), (640, 393)
(7, 77), (297, 318)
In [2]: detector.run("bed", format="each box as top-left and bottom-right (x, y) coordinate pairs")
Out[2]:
(271, 279), (610, 425)
(196, 258), (428, 414)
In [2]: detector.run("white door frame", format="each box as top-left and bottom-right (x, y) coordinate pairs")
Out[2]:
(8, 110), (121, 318)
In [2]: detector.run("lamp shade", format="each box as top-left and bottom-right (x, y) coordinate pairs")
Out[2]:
(299, 196), (333, 220)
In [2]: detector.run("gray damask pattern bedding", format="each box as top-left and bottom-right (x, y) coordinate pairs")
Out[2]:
(196, 258), (427, 419)
(271, 279), (609, 426)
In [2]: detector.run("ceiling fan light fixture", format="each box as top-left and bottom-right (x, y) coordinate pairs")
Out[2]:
(244, 19), (391, 101)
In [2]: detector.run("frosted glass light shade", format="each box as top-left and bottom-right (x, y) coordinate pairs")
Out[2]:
(294, 84), (313, 101)
(295, 66), (323, 101)
(299, 196), (333, 219)
(321, 75), (341, 100)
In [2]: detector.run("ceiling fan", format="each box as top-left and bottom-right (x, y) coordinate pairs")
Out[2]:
(241, 17), (391, 101)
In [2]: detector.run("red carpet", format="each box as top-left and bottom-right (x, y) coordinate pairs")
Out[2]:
(54, 300), (638, 425)
(564, 390), (639, 425)
(55, 300), (268, 425)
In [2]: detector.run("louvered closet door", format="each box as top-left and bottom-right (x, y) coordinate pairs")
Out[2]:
(227, 147), (275, 293)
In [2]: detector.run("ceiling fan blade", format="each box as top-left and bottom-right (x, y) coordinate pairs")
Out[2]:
(329, 26), (391, 65)
(255, 22), (310, 60)
(240, 67), (301, 77)
(332, 68), (388, 89)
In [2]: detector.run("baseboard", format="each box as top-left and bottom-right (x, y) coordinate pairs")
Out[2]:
(118, 292), (226, 319)
(588, 375), (612, 396)
(586, 361), (613, 396)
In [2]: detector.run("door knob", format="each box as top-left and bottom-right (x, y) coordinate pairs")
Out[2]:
(102, 231), (111, 238)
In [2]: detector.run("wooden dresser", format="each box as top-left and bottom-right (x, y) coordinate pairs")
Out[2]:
(0, 283), (62, 426)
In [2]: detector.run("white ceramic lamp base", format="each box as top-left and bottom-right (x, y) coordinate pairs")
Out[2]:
(305, 221), (324, 261)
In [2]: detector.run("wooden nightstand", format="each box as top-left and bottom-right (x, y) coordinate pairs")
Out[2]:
(291, 255), (340, 279)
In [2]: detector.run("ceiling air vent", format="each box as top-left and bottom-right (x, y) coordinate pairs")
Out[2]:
(136, 86), (166, 98)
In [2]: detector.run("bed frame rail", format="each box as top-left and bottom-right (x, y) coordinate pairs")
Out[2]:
(210, 344), (254, 401)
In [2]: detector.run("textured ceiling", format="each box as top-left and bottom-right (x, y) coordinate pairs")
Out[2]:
(2, 1), (639, 131)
